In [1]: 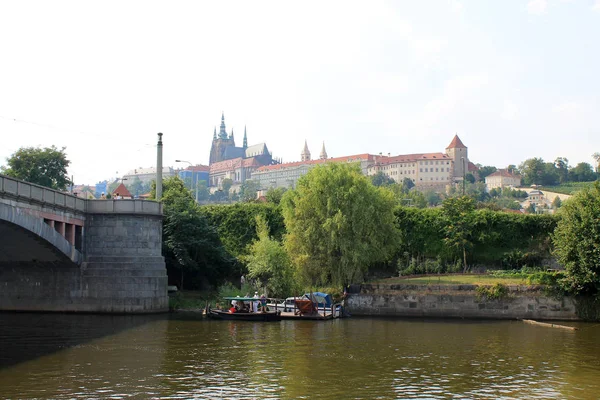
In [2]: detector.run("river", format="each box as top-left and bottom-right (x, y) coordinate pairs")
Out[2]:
(1, 313), (599, 399)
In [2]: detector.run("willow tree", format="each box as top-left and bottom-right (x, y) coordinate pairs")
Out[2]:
(281, 163), (398, 288)
(553, 182), (600, 295)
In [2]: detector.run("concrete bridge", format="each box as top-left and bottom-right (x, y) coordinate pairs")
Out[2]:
(0, 174), (168, 313)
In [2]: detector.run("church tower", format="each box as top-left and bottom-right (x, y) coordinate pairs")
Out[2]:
(319, 142), (328, 160)
(301, 140), (311, 162)
(209, 113), (236, 165)
(445, 134), (468, 182)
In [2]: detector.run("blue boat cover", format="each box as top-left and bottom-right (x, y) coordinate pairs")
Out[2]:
(304, 292), (333, 307)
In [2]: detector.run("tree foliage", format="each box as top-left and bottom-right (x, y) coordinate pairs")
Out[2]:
(281, 163), (399, 287)
(265, 187), (287, 204)
(244, 215), (298, 298)
(553, 182), (600, 295)
(2, 145), (71, 190)
(199, 202), (285, 259)
(370, 171), (395, 187)
(441, 196), (476, 271)
(154, 177), (235, 290)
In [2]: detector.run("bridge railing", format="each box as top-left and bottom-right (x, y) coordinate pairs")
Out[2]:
(1, 174), (162, 216)
(0, 174), (86, 213)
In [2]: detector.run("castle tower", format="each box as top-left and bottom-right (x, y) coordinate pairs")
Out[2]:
(319, 141), (328, 160)
(301, 140), (311, 162)
(209, 113), (236, 165)
(243, 126), (248, 149)
(445, 134), (468, 181)
(218, 112), (228, 139)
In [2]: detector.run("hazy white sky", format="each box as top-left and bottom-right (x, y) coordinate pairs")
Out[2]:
(1, 0), (599, 184)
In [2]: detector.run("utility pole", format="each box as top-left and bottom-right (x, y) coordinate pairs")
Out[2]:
(156, 132), (163, 201)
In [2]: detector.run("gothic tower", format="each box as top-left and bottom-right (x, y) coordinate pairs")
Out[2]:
(445, 134), (468, 181)
(209, 113), (236, 165)
(319, 141), (328, 160)
(301, 140), (311, 162)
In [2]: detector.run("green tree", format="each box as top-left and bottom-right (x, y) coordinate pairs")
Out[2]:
(370, 171), (395, 187)
(196, 180), (210, 201)
(402, 177), (415, 191)
(551, 196), (562, 209)
(477, 165), (498, 182)
(239, 180), (260, 202)
(441, 196), (475, 272)
(265, 187), (287, 204)
(221, 178), (233, 197)
(554, 157), (570, 184)
(465, 173), (476, 184)
(152, 177), (234, 290)
(553, 182), (600, 294)
(281, 163), (399, 287)
(2, 146), (71, 190)
(519, 158), (546, 186)
(244, 215), (298, 298)
(568, 162), (596, 182)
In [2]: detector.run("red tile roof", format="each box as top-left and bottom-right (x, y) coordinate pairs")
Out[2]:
(256, 153), (375, 172)
(112, 183), (132, 197)
(446, 135), (466, 149)
(374, 152), (450, 165)
(487, 169), (520, 179)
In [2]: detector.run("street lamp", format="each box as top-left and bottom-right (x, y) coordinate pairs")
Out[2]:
(175, 159), (198, 202)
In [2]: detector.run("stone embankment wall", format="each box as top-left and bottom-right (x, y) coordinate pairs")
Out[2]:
(347, 283), (578, 320)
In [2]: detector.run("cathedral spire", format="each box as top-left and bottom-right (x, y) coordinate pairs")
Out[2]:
(319, 141), (328, 160)
(230, 128), (234, 142)
(243, 126), (248, 148)
(219, 112), (227, 139)
(301, 140), (311, 162)
(213, 127), (217, 140)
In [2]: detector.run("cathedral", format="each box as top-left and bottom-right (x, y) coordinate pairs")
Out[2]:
(208, 113), (276, 188)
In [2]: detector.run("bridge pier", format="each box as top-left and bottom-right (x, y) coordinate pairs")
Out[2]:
(0, 175), (168, 314)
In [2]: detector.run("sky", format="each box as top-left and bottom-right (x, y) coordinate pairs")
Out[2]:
(1, 0), (599, 185)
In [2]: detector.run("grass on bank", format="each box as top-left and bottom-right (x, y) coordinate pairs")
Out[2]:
(533, 181), (597, 195)
(374, 270), (562, 286)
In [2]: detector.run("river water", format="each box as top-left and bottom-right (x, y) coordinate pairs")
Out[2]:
(1, 313), (599, 399)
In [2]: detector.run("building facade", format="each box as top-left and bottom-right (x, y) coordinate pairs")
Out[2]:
(485, 169), (521, 191)
(123, 167), (176, 184)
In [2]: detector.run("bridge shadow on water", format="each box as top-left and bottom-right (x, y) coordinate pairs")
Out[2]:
(0, 312), (170, 370)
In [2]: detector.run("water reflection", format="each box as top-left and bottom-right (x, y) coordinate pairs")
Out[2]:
(0, 314), (599, 399)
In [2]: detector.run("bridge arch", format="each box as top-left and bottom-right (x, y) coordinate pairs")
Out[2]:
(0, 202), (83, 265)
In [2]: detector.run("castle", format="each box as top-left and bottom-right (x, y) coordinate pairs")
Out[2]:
(208, 113), (277, 189)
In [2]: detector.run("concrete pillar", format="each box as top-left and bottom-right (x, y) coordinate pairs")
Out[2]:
(65, 223), (75, 245)
(45, 219), (55, 228)
(54, 221), (65, 237)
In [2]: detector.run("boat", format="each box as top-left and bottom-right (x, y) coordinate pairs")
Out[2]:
(268, 292), (344, 320)
(206, 296), (282, 322)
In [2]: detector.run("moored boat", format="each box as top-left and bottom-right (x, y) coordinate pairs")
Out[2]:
(207, 296), (282, 322)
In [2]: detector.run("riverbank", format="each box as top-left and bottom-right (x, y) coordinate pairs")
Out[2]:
(346, 283), (578, 320)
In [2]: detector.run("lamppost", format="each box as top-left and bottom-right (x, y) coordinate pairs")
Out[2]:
(461, 157), (466, 196)
(175, 159), (198, 202)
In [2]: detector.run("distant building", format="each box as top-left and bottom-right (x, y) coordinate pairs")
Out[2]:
(254, 144), (375, 190)
(95, 181), (108, 198)
(485, 169), (521, 191)
(112, 183), (133, 199)
(123, 167), (176, 184)
(208, 113), (278, 188)
(366, 135), (472, 191)
(178, 165), (209, 188)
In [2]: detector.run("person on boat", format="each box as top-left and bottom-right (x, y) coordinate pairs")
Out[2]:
(253, 292), (259, 313)
(260, 294), (267, 313)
